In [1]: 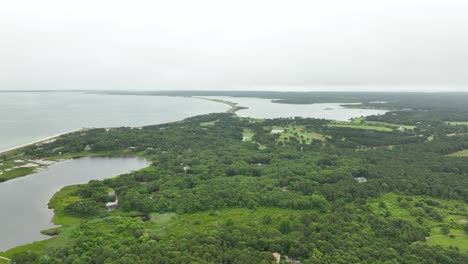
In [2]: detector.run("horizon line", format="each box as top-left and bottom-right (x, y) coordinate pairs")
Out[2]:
(1, 89), (468, 93)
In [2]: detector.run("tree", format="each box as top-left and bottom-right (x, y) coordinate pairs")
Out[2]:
(278, 220), (291, 234)
(440, 225), (450, 235)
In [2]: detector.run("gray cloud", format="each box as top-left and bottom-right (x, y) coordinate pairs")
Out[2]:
(1, 0), (468, 91)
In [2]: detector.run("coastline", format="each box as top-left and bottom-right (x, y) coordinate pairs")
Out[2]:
(191, 96), (248, 113)
(0, 129), (83, 156)
(0, 96), (237, 157)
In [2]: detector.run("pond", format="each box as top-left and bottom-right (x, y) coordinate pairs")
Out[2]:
(0, 157), (151, 251)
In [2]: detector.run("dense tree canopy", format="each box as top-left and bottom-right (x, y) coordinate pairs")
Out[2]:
(5, 94), (468, 264)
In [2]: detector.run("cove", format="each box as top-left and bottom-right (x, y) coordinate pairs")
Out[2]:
(0, 157), (151, 251)
(202, 96), (388, 121)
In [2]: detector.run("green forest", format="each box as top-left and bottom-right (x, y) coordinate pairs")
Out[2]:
(1, 93), (468, 263)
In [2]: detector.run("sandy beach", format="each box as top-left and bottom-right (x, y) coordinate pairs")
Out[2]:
(0, 129), (82, 156)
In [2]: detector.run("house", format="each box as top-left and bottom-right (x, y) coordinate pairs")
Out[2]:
(354, 177), (367, 183)
(106, 198), (119, 210)
(106, 191), (118, 210)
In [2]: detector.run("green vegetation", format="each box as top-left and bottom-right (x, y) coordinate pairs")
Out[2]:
(328, 118), (416, 132)
(368, 193), (467, 253)
(275, 125), (327, 144)
(200, 120), (217, 127)
(448, 150), (468, 157)
(426, 230), (468, 253)
(3, 92), (468, 263)
(0, 167), (35, 182)
(242, 128), (254, 142)
(327, 122), (393, 132)
(446, 121), (468, 126)
(366, 121), (416, 130)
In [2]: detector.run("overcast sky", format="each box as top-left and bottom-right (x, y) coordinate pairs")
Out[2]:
(1, 0), (468, 92)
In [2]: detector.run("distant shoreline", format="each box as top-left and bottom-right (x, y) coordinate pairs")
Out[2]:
(0, 129), (82, 156)
(0, 96), (234, 157)
(192, 96), (248, 113)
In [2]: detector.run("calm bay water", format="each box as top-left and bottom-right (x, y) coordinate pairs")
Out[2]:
(0, 157), (151, 251)
(0, 92), (228, 152)
(205, 96), (388, 121)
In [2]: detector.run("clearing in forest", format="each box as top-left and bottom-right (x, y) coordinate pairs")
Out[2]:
(327, 122), (393, 132)
(445, 121), (468, 126)
(200, 120), (217, 127)
(448, 150), (468, 157)
(328, 118), (415, 132)
(274, 125), (327, 144)
(368, 193), (468, 253)
(242, 128), (254, 142)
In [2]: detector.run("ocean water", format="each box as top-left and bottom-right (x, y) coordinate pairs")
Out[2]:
(0, 92), (228, 152)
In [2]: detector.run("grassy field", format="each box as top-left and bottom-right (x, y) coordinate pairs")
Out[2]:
(368, 193), (468, 252)
(241, 128), (267, 149)
(426, 228), (468, 253)
(327, 123), (393, 132)
(445, 121), (468, 126)
(448, 150), (468, 157)
(350, 117), (365, 124)
(0, 257), (10, 264)
(348, 118), (415, 131)
(365, 121), (415, 130)
(200, 120), (217, 127)
(242, 128), (254, 142)
(274, 125), (328, 144)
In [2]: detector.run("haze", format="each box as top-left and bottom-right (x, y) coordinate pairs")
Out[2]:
(1, 0), (468, 92)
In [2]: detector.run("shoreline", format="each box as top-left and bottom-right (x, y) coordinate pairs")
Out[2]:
(0, 129), (83, 156)
(0, 96), (236, 157)
(191, 96), (248, 113)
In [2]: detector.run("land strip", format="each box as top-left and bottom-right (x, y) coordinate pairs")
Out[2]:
(192, 97), (248, 113)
